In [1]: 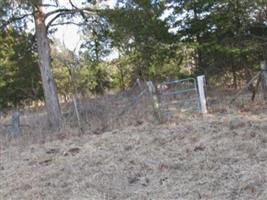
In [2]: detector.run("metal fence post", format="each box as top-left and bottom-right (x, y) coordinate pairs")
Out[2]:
(197, 75), (208, 114)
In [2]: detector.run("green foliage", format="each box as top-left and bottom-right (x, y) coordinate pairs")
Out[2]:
(51, 41), (112, 97)
(1, 0), (267, 109)
(81, 15), (112, 62)
(80, 15), (113, 94)
(168, 0), (266, 85)
(77, 61), (112, 95)
(103, 0), (179, 82)
(109, 54), (133, 90)
(0, 28), (43, 108)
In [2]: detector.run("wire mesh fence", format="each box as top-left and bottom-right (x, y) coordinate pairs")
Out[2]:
(59, 80), (155, 133)
(0, 81), (155, 145)
(0, 73), (267, 144)
(157, 78), (200, 116)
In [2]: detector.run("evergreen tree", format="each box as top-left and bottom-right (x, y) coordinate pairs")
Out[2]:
(103, 0), (178, 82)
(0, 28), (42, 108)
(80, 15), (112, 94)
(168, 0), (266, 86)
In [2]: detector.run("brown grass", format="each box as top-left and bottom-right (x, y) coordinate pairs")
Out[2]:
(0, 88), (267, 199)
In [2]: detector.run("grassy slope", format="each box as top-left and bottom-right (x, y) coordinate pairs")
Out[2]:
(1, 112), (267, 200)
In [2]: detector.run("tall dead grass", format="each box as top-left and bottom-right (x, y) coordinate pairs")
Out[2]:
(0, 82), (266, 148)
(0, 83), (155, 147)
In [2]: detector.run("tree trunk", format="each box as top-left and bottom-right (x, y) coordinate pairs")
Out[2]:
(33, 1), (62, 129)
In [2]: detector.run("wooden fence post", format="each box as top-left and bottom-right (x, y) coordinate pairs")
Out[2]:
(10, 111), (21, 136)
(146, 81), (162, 122)
(260, 61), (267, 100)
(197, 75), (208, 114)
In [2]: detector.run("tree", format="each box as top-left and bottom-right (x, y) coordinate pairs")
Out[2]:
(32, 0), (62, 129)
(168, 0), (266, 86)
(50, 41), (72, 102)
(249, 1), (267, 60)
(1, 0), (98, 129)
(80, 14), (112, 94)
(0, 28), (43, 108)
(103, 0), (178, 82)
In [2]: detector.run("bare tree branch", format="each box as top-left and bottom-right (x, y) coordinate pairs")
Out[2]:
(69, 0), (79, 9)
(46, 12), (72, 30)
(45, 4), (101, 31)
(49, 21), (86, 28)
(45, 8), (98, 20)
(1, 13), (33, 29)
(41, 4), (59, 8)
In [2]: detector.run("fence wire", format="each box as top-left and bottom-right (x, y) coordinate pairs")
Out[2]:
(60, 80), (154, 133)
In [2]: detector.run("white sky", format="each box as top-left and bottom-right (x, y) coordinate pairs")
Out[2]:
(27, 0), (170, 59)
(53, 24), (81, 51)
(50, 0), (117, 51)
(52, 0), (172, 60)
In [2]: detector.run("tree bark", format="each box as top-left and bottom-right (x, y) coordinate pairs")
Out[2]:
(33, 1), (62, 129)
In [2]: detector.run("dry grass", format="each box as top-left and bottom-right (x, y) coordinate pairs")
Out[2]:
(1, 112), (267, 199)
(0, 88), (267, 200)
(0, 83), (154, 146)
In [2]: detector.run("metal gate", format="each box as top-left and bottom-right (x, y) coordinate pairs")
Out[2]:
(157, 78), (201, 117)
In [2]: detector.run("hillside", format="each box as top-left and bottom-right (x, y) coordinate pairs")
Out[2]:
(1, 112), (267, 200)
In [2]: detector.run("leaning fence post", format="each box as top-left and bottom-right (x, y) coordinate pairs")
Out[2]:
(197, 75), (208, 114)
(260, 61), (267, 100)
(146, 81), (162, 122)
(72, 96), (83, 133)
(10, 111), (21, 136)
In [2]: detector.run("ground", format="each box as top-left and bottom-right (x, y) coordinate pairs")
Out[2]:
(1, 109), (267, 199)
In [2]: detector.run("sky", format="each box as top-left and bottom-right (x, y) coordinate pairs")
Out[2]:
(24, 0), (173, 53)
(50, 0), (117, 51)
(39, 0), (171, 60)
(53, 24), (82, 51)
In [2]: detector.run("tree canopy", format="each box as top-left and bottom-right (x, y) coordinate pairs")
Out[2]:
(0, 0), (267, 111)
(0, 28), (42, 109)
